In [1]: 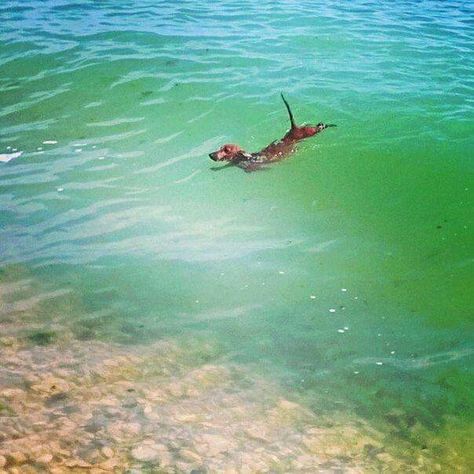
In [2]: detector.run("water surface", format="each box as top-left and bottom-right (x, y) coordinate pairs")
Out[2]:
(1, 0), (473, 470)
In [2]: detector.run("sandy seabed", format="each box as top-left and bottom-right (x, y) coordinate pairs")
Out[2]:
(0, 331), (448, 474)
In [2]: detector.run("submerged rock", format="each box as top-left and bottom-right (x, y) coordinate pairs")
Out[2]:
(100, 457), (121, 470)
(244, 426), (270, 442)
(179, 449), (202, 464)
(31, 377), (70, 395)
(199, 434), (233, 457)
(6, 451), (27, 465)
(1, 388), (24, 399)
(130, 444), (161, 462)
(37, 453), (53, 464)
(101, 447), (114, 458)
(64, 459), (92, 468)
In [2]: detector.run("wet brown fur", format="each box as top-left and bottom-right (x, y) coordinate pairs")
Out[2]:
(209, 94), (335, 172)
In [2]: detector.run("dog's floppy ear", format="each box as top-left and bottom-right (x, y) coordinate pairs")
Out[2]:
(281, 93), (296, 130)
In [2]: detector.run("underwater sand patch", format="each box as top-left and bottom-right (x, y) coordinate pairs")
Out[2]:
(0, 335), (450, 473)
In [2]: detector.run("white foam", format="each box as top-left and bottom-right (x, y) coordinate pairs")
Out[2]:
(43, 140), (57, 145)
(0, 151), (22, 163)
(329, 308), (336, 313)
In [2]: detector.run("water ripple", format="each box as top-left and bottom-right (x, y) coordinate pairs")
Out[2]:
(0, 0), (472, 268)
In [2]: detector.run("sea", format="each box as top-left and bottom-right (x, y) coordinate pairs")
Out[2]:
(1, 1), (473, 471)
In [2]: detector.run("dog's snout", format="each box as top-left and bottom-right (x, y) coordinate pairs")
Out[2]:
(209, 152), (217, 161)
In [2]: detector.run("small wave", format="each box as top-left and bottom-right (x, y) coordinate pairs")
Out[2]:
(86, 117), (145, 127)
(173, 169), (201, 184)
(355, 348), (474, 370)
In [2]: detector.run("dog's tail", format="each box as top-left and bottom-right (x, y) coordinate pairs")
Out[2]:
(281, 93), (296, 130)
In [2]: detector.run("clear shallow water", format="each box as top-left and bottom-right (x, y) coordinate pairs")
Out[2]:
(1, 0), (473, 469)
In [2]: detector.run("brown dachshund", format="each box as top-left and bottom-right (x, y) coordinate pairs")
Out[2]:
(209, 94), (336, 172)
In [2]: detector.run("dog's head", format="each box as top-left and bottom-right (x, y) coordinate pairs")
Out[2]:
(209, 144), (243, 161)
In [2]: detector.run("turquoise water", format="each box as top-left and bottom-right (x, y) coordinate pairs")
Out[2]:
(1, 0), (473, 469)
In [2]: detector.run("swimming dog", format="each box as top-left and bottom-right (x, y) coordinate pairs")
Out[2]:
(209, 94), (336, 171)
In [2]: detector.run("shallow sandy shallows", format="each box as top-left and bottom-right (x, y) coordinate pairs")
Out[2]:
(0, 335), (442, 473)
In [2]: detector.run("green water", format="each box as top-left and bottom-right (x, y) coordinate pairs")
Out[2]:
(1, 0), (473, 468)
